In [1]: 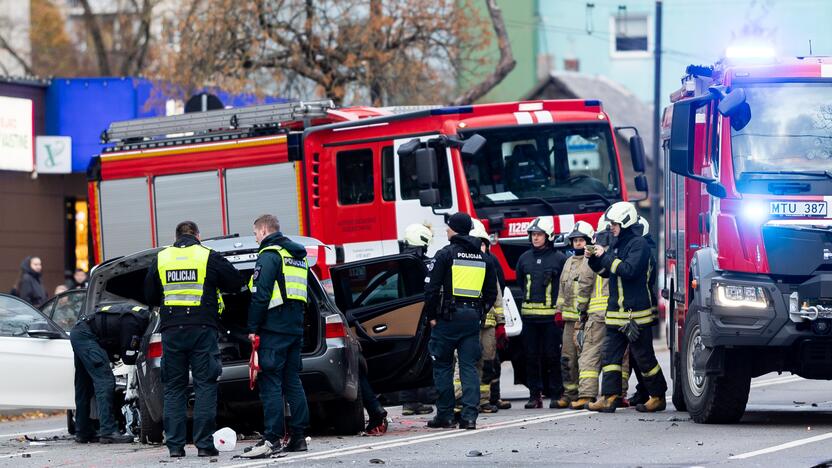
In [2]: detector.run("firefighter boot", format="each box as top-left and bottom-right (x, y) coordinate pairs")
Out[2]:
(552, 397), (570, 409)
(569, 397), (593, 410)
(524, 396), (543, 409)
(587, 395), (620, 413)
(635, 396), (667, 413)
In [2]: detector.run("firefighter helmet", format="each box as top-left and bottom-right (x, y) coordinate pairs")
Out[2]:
(471, 219), (490, 244)
(527, 216), (556, 241)
(637, 216), (650, 236)
(596, 217), (610, 232)
(566, 221), (595, 242)
(603, 201), (639, 229)
(404, 223), (432, 248)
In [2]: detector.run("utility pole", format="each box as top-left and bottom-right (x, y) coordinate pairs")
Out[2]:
(651, 0), (662, 256)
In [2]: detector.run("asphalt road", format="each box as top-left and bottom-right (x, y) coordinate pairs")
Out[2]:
(2, 347), (832, 467)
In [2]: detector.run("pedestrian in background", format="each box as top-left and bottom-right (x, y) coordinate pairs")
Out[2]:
(144, 221), (245, 458)
(14, 256), (47, 307)
(66, 268), (89, 289)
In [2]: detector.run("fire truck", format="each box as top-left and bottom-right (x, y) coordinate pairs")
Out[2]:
(664, 54), (832, 423)
(88, 98), (648, 282)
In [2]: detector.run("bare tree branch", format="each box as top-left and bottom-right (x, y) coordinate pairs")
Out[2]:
(450, 0), (515, 105)
(79, 0), (112, 75)
(0, 32), (34, 76)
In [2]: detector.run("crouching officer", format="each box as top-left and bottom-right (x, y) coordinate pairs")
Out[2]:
(425, 212), (497, 430)
(242, 214), (310, 458)
(587, 202), (667, 413)
(144, 221), (245, 458)
(71, 304), (149, 444)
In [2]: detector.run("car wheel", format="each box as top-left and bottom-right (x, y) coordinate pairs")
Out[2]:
(66, 410), (76, 435)
(326, 386), (366, 435)
(139, 398), (164, 444)
(682, 308), (750, 424)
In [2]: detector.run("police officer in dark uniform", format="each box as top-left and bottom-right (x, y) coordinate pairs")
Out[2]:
(515, 216), (567, 409)
(144, 221), (245, 458)
(241, 214), (310, 458)
(587, 202), (667, 413)
(71, 304), (149, 444)
(424, 212), (497, 430)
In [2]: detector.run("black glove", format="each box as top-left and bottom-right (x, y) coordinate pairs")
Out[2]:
(620, 319), (640, 343)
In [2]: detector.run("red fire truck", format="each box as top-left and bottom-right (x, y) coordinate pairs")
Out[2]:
(88, 98), (648, 282)
(664, 54), (832, 423)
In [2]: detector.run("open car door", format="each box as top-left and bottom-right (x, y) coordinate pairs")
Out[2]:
(329, 254), (431, 393)
(0, 294), (75, 410)
(40, 288), (88, 332)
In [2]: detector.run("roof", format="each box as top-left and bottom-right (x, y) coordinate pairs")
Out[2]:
(0, 76), (50, 87)
(524, 71), (654, 162)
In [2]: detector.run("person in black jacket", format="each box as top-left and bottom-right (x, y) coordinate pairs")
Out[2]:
(241, 214), (310, 458)
(424, 212), (497, 430)
(587, 202), (667, 413)
(627, 217), (658, 407)
(71, 304), (149, 444)
(14, 256), (47, 307)
(515, 216), (567, 409)
(144, 221), (245, 458)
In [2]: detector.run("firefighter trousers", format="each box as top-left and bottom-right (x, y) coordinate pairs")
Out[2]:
(477, 327), (497, 403)
(561, 320), (579, 400)
(522, 320), (564, 399)
(599, 324), (666, 397)
(576, 317), (631, 398)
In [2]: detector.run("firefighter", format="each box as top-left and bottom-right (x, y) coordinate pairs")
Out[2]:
(399, 223), (436, 417)
(515, 216), (567, 409)
(242, 214), (311, 458)
(470, 219), (505, 413)
(627, 216), (658, 407)
(425, 212), (497, 430)
(70, 304), (149, 444)
(586, 202), (667, 413)
(144, 221), (245, 458)
(553, 221), (596, 408)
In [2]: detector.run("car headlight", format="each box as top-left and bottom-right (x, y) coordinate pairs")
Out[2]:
(714, 282), (769, 309)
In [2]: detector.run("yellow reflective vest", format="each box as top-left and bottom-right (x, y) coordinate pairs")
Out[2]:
(248, 245), (308, 309)
(157, 245), (210, 307)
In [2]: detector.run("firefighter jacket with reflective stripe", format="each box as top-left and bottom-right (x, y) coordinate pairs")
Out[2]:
(483, 253), (505, 328)
(587, 274), (610, 317)
(555, 254), (595, 321)
(515, 245), (567, 321)
(645, 233), (659, 323)
(144, 235), (245, 331)
(423, 235), (498, 321)
(588, 228), (652, 326)
(248, 232), (308, 336)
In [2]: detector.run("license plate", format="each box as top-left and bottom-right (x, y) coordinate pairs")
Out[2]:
(769, 201), (827, 217)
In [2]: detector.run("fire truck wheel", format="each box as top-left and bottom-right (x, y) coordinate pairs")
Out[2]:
(682, 309), (750, 424)
(670, 352), (687, 412)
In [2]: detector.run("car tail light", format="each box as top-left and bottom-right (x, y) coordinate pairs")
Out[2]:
(148, 333), (163, 359)
(325, 315), (347, 339)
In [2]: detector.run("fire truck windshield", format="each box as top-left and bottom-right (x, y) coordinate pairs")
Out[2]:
(460, 123), (620, 208)
(732, 82), (832, 181)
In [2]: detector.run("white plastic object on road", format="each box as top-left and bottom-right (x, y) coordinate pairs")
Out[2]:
(502, 287), (522, 337)
(213, 427), (237, 452)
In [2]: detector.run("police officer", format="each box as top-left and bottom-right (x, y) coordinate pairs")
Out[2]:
(587, 202), (667, 413)
(425, 212), (497, 430)
(515, 216), (567, 409)
(242, 214), (310, 458)
(144, 221), (245, 458)
(71, 304), (149, 444)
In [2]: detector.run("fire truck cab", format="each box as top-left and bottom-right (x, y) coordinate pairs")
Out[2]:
(664, 55), (832, 423)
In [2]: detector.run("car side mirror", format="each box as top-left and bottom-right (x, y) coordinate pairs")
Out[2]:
(27, 322), (63, 339)
(629, 135), (646, 173)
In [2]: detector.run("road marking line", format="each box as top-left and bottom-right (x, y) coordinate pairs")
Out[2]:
(729, 431), (832, 459)
(750, 375), (803, 389)
(0, 450), (46, 459)
(0, 427), (64, 439)
(225, 411), (593, 468)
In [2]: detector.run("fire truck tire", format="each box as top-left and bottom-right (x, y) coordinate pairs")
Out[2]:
(139, 397), (164, 444)
(326, 386), (366, 435)
(682, 310), (750, 424)
(670, 352), (687, 412)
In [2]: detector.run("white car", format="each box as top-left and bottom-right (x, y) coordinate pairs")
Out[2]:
(0, 293), (75, 410)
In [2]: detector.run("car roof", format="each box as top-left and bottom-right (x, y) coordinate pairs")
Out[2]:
(202, 234), (324, 253)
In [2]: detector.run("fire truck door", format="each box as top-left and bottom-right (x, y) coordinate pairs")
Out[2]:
(393, 136), (459, 257)
(328, 254), (431, 392)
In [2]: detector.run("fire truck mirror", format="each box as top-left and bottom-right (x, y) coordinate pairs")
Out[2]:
(634, 174), (649, 193)
(717, 88), (751, 132)
(669, 98), (701, 178)
(487, 214), (504, 233)
(398, 139), (421, 157)
(629, 135), (646, 173)
(415, 147), (439, 187)
(706, 181), (727, 199)
(419, 188), (441, 207)
(461, 134), (486, 158)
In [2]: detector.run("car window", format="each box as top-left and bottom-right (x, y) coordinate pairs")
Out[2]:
(333, 258), (424, 312)
(48, 290), (87, 332)
(0, 294), (50, 337)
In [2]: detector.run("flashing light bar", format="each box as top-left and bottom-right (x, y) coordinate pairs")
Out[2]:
(724, 45), (776, 59)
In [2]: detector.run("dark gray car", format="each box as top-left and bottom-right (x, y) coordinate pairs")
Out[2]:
(85, 235), (432, 443)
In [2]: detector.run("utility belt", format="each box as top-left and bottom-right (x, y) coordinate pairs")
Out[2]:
(440, 298), (483, 322)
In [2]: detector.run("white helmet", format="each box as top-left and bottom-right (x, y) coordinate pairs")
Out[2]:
(596, 217), (610, 232)
(471, 219), (490, 244)
(603, 201), (639, 229)
(404, 223), (433, 248)
(566, 220), (595, 242)
(636, 216), (649, 236)
(527, 216), (556, 241)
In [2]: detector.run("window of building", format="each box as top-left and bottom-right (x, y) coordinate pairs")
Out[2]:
(611, 14), (650, 56)
(381, 146), (395, 201)
(337, 149), (375, 205)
